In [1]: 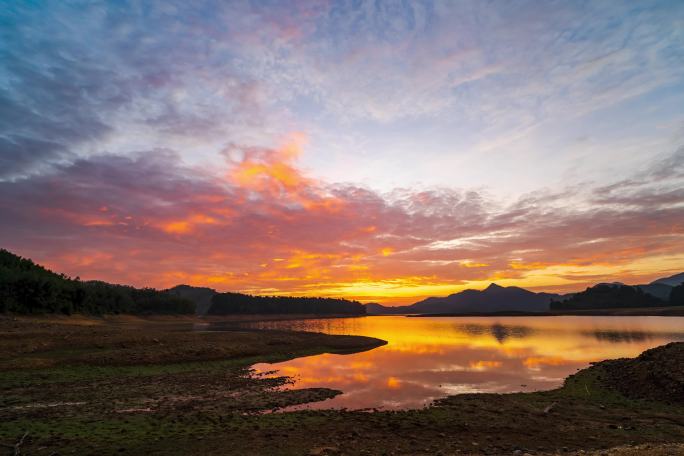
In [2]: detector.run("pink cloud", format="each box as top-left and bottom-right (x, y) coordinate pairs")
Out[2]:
(1, 145), (683, 304)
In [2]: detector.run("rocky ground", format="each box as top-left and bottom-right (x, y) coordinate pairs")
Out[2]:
(1, 316), (683, 455)
(598, 342), (684, 406)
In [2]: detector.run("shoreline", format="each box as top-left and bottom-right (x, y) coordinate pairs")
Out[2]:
(1, 316), (683, 455)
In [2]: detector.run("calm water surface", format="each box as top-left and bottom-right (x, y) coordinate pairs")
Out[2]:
(243, 316), (684, 410)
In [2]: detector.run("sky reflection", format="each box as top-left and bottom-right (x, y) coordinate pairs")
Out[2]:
(248, 316), (684, 410)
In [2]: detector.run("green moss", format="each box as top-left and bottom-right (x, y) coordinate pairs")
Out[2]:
(0, 345), (358, 389)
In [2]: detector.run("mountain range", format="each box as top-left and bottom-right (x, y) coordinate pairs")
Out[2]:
(366, 283), (561, 315)
(4, 248), (680, 316)
(171, 272), (684, 316)
(650, 272), (684, 286)
(367, 273), (684, 315)
(622, 272), (684, 301)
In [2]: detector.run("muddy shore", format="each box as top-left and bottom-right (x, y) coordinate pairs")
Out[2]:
(1, 315), (683, 455)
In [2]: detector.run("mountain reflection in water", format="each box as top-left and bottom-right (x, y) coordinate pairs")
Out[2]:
(457, 323), (534, 343)
(237, 316), (684, 410)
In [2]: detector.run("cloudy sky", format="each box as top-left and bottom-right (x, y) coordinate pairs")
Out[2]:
(1, 1), (683, 304)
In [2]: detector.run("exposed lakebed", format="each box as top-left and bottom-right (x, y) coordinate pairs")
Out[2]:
(4, 316), (684, 455)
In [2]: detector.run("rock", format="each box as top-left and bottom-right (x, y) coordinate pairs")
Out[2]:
(309, 446), (339, 456)
(598, 343), (684, 405)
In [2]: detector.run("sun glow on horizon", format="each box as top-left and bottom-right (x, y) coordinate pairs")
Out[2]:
(80, 249), (683, 306)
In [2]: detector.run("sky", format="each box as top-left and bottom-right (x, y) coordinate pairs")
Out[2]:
(1, 1), (684, 304)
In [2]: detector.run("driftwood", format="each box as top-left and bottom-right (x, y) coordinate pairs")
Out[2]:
(0, 431), (28, 456)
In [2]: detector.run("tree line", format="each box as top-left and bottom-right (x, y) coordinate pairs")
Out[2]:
(208, 292), (366, 315)
(0, 249), (194, 315)
(550, 283), (684, 310)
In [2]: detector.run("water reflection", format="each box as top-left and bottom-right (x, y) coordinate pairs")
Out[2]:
(457, 322), (534, 343)
(587, 330), (653, 343)
(241, 316), (684, 410)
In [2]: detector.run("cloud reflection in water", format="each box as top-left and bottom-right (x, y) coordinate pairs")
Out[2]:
(247, 316), (684, 410)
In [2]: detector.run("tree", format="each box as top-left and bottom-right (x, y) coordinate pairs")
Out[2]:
(0, 249), (195, 315)
(208, 292), (366, 315)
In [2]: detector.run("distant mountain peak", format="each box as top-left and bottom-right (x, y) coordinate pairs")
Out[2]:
(595, 282), (626, 288)
(651, 272), (684, 287)
(367, 282), (559, 315)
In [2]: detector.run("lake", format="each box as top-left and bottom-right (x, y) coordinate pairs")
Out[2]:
(244, 316), (684, 410)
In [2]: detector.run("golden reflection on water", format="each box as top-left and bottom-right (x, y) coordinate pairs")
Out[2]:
(247, 316), (684, 410)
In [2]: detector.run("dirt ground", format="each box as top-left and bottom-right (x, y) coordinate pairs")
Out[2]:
(1, 315), (683, 456)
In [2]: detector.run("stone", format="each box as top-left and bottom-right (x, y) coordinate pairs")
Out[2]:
(309, 447), (340, 456)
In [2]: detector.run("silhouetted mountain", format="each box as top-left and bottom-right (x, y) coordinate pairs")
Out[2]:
(631, 272), (684, 301)
(671, 283), (684, 306)
(209, 292), (366, 315)
(636, 283), (674, 301)
(367, 283), (559, 315)
(369, 273), (684, 315)
(167, 285), (217, 315)
(365, 303), (391, 314)
(550, 283), (664, 311)
(0, 249), (195, 315)
(651, 272), (684, 287)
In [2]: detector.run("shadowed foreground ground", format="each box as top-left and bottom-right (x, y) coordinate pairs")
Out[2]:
(1, 316), (683, 455)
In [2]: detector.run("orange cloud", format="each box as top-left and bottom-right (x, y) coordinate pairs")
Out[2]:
(386, 376), (401, 389)
(469, 360), (503, 370)
(523, 356), (568, 368)
(160, 214), (219, 234)
(2, 145), (684, 305)
(229, 133), (308, 193)
(162, 221), (191, 234)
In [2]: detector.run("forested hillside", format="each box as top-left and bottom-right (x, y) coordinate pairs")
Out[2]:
(209, 292), (365, 315)
(550, 283), (664, 311)
(0, 249), (194, 315)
